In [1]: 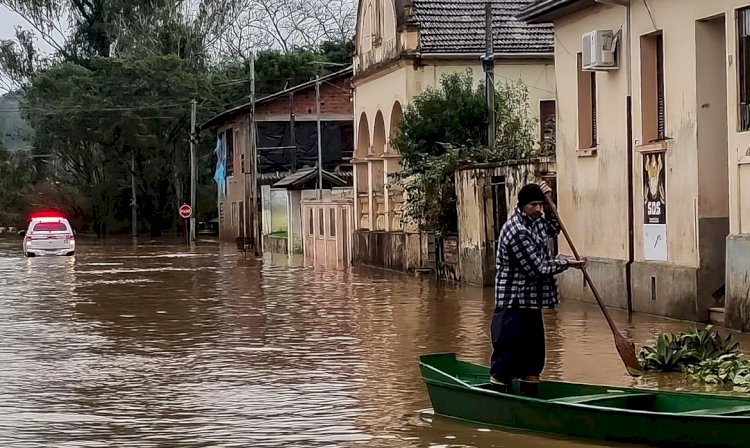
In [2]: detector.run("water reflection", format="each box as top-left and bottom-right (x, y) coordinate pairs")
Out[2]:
(0, 236), (747, 447)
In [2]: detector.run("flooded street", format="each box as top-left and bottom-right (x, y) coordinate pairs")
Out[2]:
(0, 236), (746, 447)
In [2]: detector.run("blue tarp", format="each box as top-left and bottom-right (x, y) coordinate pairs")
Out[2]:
(213, 135), (226, 199)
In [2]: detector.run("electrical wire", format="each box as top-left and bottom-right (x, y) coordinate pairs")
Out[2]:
(0, 75), (345, 113)
(555, 34), (573, 58)
(644, 0), (657, 30)
(322, 79), (352, 94)
(0, 101), (193, 114)
(493, 73), (555, 95)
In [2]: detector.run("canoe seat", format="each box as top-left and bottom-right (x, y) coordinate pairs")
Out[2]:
(682, 405), (750, 416)
(552, 392), (654, 404)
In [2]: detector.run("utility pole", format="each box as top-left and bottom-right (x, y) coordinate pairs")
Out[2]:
(250, 53), (261, 256)
(189, 99), (197, 244)
(242, 115), (248, 245)
(289, 91), (297, 172)
(248, 53), (255, 250)
(131, 152), (137, 237)
(315, 75), (323, 200)
(481, 1), (496, 149)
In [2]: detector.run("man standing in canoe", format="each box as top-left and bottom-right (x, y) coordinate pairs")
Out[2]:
(490, 181), (587, 392)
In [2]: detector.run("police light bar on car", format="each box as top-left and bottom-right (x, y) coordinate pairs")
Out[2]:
(27, 210), (66, 221)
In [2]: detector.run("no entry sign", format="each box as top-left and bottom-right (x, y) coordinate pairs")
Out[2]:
(179, 204), (192, 219)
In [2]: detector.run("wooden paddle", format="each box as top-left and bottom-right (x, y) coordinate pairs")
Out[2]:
(543, 194), (643, 377)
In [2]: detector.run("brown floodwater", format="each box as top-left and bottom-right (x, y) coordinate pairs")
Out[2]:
(0, 236), (747, 447)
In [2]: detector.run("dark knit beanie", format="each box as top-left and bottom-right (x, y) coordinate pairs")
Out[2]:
(517, 183), (546, 208)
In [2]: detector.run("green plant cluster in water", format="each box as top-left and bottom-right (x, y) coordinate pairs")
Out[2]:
(638, 326), (750, 390)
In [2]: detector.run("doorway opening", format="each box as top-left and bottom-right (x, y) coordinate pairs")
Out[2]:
(696, 14), (730, 317)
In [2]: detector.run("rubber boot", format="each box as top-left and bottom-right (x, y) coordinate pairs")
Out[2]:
(519, 376), (540, 398)
(488, 376), (509, 393)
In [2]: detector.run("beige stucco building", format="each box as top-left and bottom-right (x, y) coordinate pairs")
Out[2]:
(520, 0), (750, 328)
(352, 0), (557, 269)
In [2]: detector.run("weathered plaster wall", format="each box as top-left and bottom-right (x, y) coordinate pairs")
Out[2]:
(456, 159), (555, 286)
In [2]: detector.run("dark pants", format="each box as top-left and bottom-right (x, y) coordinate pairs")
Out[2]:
(489, 308), (546, 384)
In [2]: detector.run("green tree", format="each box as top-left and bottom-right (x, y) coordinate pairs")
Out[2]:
(252, 49), (327, 97)
(0, 0), (231, 62)
(0, 0), (354, 235)
(214, 40), (352, 106)
(21, 55), (218, 235)
(0, 0), (231, 235)
(0, 92), (33, 150)
(392, 70), (488, 170)
(0, 137), (37, 225)
(391, 69), (539, 233)
(318, 40), (355, 66)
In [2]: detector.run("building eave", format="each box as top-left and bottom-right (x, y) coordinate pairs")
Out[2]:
(417, 51), (554, 60)
(352, 57), (411, 84)
(517, 0), (597, 23)
(353, 50), (553, 85)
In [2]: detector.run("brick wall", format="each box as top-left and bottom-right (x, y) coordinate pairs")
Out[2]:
(256, 77), (352, 116)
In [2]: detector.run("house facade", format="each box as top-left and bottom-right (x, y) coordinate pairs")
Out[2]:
(520, 0), (750, 328)
(352, 0), (557, 271)
(200, 68), (354, 250)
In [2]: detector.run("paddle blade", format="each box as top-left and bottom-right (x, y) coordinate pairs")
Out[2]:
(614, 333), (643, 377)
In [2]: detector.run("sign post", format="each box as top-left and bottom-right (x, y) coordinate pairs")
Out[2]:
(179, 203), (193, 246)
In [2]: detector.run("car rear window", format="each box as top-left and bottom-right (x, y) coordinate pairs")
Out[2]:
(33, 222), (68, 232)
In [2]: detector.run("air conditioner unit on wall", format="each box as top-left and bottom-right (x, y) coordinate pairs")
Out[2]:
(582, 30), (617, 71)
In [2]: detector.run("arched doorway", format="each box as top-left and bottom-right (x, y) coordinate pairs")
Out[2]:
(356, 113), (370, 193)
(387, 101), (403, 153)
(372, 111), (386, 230)
(356, 112), (370, 158)
(386, 102), (404, 231)
(355, 113), (371, 230)
(372, 111), (386, 191)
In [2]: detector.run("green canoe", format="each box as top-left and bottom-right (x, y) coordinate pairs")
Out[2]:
(420, 353), (750, 448)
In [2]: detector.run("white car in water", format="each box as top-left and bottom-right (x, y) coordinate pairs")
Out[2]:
(22, 215), (76, 257)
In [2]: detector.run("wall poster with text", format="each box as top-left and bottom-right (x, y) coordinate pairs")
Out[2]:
(643, 152), (666, 224)
(643, 152), (667, 261)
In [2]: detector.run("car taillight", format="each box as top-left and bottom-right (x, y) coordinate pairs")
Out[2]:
(25, 236), (32, 242)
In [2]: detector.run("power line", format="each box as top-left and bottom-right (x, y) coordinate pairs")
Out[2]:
(493, 74), (555, 95)
(322, 79), (351, 94)
(0, 75), (347, 113)
(644, 0), (657, 30)
(0, 101), (193, 114)
(555, 34), (573, 58)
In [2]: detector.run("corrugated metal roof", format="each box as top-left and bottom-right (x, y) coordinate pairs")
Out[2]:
(263, 167), (351, 188)
(200, 66), (352, 131)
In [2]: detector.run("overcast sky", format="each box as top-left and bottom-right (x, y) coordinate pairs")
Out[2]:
(1, 5), (57, 50)
(1, 7), (24, 93)
(0, 5), (56, 93)
(1, 6), (27, 41)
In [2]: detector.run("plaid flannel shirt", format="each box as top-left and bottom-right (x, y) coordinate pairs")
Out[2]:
(494, 207), (570, 310)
